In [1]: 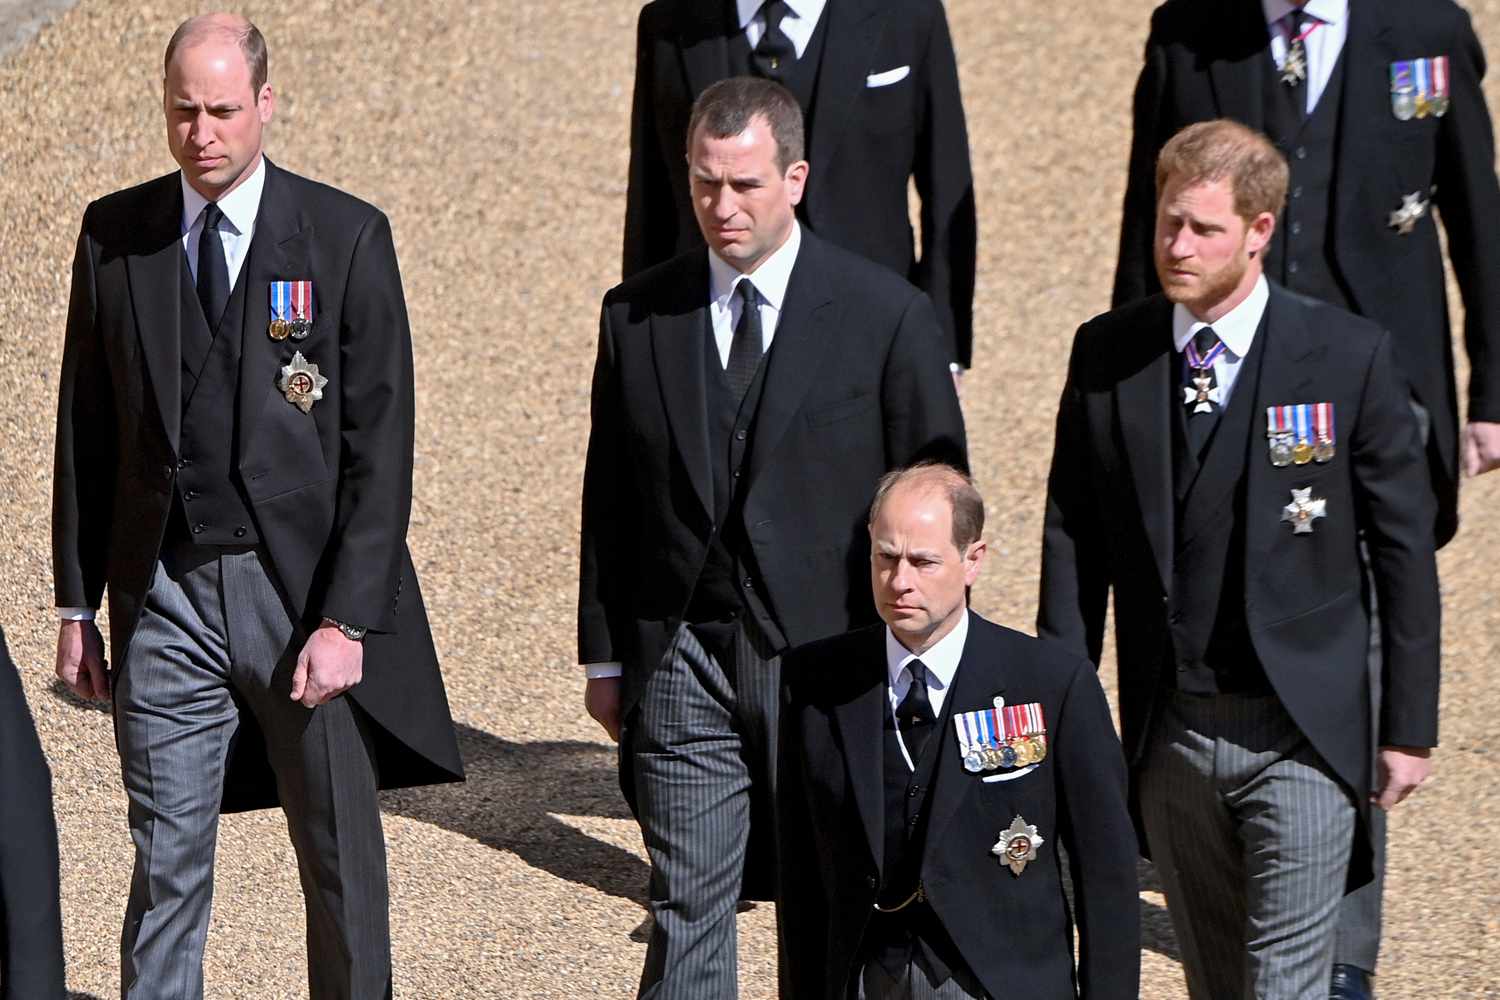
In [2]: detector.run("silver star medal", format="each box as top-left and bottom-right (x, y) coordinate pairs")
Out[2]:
(278, 351), (328, 414)
(992, 815), (1044, 876)
(1184, 372), (1222, 414)
(1281, 487), (1327, 535)
(1388, 191), (1429, 235)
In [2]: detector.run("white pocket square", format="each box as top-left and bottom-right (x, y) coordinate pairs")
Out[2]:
(982, 764), (1040, 784)
(865, 65), (910, 88)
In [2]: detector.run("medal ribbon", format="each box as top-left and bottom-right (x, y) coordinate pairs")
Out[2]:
(1267, 405), (1291, 437)
(1183, 336), (1228, 372)
(1315, 402), (1332, 443)
(292, 280), (310, 322)
(1415, 59), (1431, 103)
(1294, 404), (1312, 446)
(1434, 56), (1450, 99)
(271, 282), (288, 322)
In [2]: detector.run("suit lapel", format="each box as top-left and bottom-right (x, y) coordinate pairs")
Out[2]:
(922, 615), (1005, 859)
(236, 160), (312, 456)
(830, 628), (890, 872)
(805, 0), (883, 178)
(1243, 287), (1319, 592)
(744, 233), (835, 490)
(1208, 1), (1273, 130)
(1116, 299), (1176, 594)
(126, 176), (187, 454)
(1332, 4), (1391, 242)
(650, 254), (715, 522)
(680, 1), (735, 98)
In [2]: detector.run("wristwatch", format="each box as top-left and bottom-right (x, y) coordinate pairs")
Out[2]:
(322, 617), (367, 642)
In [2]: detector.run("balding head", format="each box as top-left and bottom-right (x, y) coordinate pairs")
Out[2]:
(868, 462), (985, 552)
(165, 13), (268, 93)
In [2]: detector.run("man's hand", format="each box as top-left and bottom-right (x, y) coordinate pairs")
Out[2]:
(1461, 420), (1500, 477)
(290, 623), (364, 708)
(56, 619), (109, 701)
(1373, 745), (1432, 811)
(585, 676), (623, 743)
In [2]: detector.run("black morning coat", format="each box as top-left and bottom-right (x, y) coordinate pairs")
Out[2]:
(779, 614), (1141, 1000)
(623, 0), (977, 366)
(1113, 0), (1500, 546)
(53, 159), (464, 811)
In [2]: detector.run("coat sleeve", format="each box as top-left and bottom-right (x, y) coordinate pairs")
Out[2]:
(1433, 10), (1500, 422)
(1351, 330), (1442, 747)
(1053, 656), (1141, 1000)
(911, 1), (977, 368)
(52, 209), (115, 610)
(1111, 22), (1169, 309)
(775, 660), (830, 999)
(1037, 330), (1110, 663)
(880, 291), (968, 472)
(622, 7), (678, 281)
(315, 210), (415, 632)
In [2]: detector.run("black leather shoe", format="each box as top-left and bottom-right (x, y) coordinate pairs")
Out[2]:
(1330, 964), (1374, 1000)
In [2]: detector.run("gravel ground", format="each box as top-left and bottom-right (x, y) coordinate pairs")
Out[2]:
(1, 1), (1497, 997)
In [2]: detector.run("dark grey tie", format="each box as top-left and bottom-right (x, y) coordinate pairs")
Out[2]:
(895, 660), (936, 763)
(725, 280), (764, 405)
(196, 203), (230, 331)
(751, 0), (795, 79)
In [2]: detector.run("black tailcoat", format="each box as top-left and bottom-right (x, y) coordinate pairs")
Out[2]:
(778, 614), (1141, 1000)
(1113, 0), (1500, 546)
(53, 160), (463, 811)
(623, 0), (977, 366)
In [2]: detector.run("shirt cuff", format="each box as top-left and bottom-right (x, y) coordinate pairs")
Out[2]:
(584, 662), (623, 680)
(57, 607), (97, 621)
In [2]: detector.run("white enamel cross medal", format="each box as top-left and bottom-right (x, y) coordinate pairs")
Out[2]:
(1281, 487), (1327, 534)
(1184, 371), (1221, 414)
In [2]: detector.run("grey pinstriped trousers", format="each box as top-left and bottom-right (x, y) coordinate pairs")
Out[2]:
(115, 537), (390, 1000)
(629, 621), (781, 1000)
(855, 961), (986, 999)
(1139, 691), (1356, 1000)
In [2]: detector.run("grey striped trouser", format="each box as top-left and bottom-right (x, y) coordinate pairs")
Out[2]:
(630, 621), (780, 1000)
(115, 536), (390, 1000)
(1138, 691), (1356, 1000)
(855, 961), (986, 999)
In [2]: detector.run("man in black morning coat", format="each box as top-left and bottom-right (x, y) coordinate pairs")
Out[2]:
(623, 0), (977, 372)
(780, 464), (1139, 1000)
(51, 15), (461, 999)
(579, 78), (965, 998)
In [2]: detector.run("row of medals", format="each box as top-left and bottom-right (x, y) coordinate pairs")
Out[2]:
(1269, 433), (1334, 468)
(1394, 88), (1450, 121)
(269, 316), (312, 342)
(963, 734), (1048, 774)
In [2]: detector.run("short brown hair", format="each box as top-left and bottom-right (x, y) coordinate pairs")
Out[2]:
(868, 463), (985, 552)
(687, 76), (805, 172)
(1155, 119), (1289, 222)
(165, 15), (269, 95)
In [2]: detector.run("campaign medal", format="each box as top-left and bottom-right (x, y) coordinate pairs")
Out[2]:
(1389, 191), (1430, 235)
(1429, 56), (1451, 116)
(268, 281), (292, 341)
(992, 815), (1044, 876)
(1281, 487), (1327, 535)
(278, 351), (328, 414)
(1183, 335), (1227, 414)
(1390, 61), (1418, 121)
(1266, 406), (1296, 467)
(289, 280), (314, 340)
(1292, 403), (1315, 465)
(1313, 402), (1336, 462)
(953, 697), (1048, 774)
(1414, 57), (1432, 118)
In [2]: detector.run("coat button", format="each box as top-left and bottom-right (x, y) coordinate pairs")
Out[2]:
(184, 490), (200, 501)
(743, 576), (754, 589)
(735, 429), (747, 441)
(233, 526), (247, 538)
(732, 468), (742, 479)
(161, 464), (173, 478)
(865, 875), (878, 890)
(177, 457), (193, 469)
(1295, 146), (1307, 160)
(1292, 185), (1303, 199)
(1288, 261), (1300, 275)
(192, 522), (206, 534)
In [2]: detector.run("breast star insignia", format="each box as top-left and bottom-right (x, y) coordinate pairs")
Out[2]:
(278, 351), (328, 414)
(1281, 487), (1327, 534)
(992, 815), (1045, 876)
(1388, 191), (1430, 235)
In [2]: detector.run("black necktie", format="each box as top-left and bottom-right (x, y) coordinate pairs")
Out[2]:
(751, 0), (795, 80)
(1284, 11), (1312, 119)
(197, 203), (230, 331)
(726, 280), (764, 405)
(895, 660), (936, 764)
(1184, 327), (1223, 457)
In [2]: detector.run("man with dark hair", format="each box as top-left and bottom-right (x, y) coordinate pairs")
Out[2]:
(623, 0), (977, 377)
(1111, 7), (1500, 991)
(1042, 119), (1441, 999)
(780, 464), (1139, 1000)
(580, 76), (965, 998)
(53, 13), (462, 999)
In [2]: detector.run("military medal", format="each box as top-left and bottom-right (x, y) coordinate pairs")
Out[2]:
(268, 281), (292, 341)
(1183, 335), (1227, 414)
(1388, 191), (1430, 235)
(1281, 487), (1328, 535)
(289, 279), (314, 339)
(1313, 402), (1336, 462)
(1291, 404), (1315, 464)
(954, 697), (1047, 775)
(277, 351), (328, 414)
(992, 816), (1044, 877)
(1429, 56), (1451, 116)
(1266, 406), (1296, 467)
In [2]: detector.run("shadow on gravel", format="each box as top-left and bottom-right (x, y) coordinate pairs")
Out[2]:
(381, 724), (649, 909)
(1137, 858), (1180, 961)
(69, 993), (106, 999)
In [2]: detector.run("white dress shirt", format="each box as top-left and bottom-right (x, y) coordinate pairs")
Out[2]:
(57, 157), (268, 622)
(886, 611), (969, 770)
(1263, 0), (1350, 115)
(737, 0), (828, 59)
(1172, 274), (1270, 411)
(583, 225), (805, 679)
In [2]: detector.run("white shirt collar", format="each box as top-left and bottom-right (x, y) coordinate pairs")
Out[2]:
(1172, 274), (1269, 360)
(708, 220), (802, 312)
(1262, 0), (1347, 28)
(737, 0), (817, 29)
(179, 154), (266, 237)
(885, 610), (970, 694)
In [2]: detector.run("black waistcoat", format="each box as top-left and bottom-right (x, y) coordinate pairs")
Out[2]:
(172, 255), (260, 546)
(727, 3), (829, 137)
(1263, 48), (1353, 311)
(1168, 320), (1272, 694)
